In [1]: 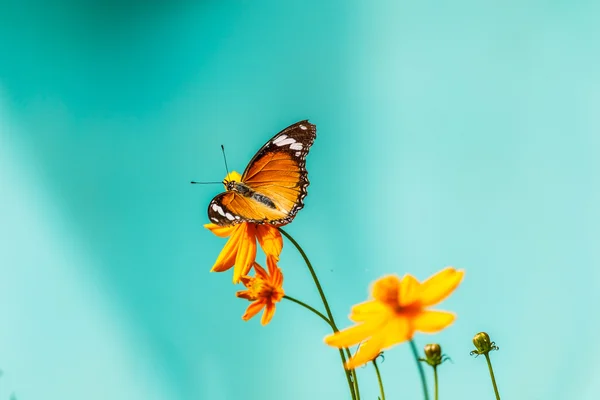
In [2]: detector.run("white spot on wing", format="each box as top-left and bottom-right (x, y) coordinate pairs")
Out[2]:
(275, 138), (296, 147)
(225, 213), (235, 221)
(295, 151), (301, 156)
(272, 134), (287, 144)
(212, 203), (226, 216)
(289, 142), (303, 150)
(299, 125), (307, 130)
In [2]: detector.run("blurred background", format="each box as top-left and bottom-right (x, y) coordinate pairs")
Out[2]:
(1, 0), (599, 399)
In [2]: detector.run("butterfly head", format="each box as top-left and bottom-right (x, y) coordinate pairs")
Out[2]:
(223, 171), (243, 190)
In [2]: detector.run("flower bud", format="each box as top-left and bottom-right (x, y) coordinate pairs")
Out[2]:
(470, 332), (499, 356)
(425, 343), (441, 359)
(422, 343), (443, 367)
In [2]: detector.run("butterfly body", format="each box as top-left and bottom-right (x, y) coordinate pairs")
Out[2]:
(224, 180), (278, 210)
(208, 120), (316, 226)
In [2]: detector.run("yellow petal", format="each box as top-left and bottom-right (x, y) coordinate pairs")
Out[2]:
(210, 226), (243, 272)
(349, 300), (389, 322)
(261, 302), (276, 325)
(345, 334), (385, 369)
(372, 275), (402, 304)
(204, 223), (238, 238)
(413, 310), (456, 333)
(242, 300), (265, 321)
(232, 224), (257, 283)
(225, 171), (242, 183)
(324, 316), (387, 348)
(256, 225), (283, 259)
(419, 268), (465, 307)
(398, 274), (421, 307)
(381, 316), (412, 348)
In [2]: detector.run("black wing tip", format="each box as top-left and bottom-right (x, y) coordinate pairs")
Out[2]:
(293, 120), (317, 138)
(292, 119), (315, 128)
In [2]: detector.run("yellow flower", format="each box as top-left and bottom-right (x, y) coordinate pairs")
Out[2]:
(236, 256), (285, 325)
(205, 222), (283, 283)
(324, 267), (464, 369)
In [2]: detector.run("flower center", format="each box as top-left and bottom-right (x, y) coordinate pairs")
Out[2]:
(376, 286), (421, 315)
(249, 279), (276, 299)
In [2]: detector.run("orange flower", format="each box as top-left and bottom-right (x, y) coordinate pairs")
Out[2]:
(236, 257), (285, 325)
(324, 267), (464, 369)
(205, 222), (283, 283)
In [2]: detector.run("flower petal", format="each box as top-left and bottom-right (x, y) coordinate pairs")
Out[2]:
(261, 301), (276, 325)
(398, 274), (421, 307)
(235, 290), (254, 301)
(381, 316), (412, 348)
(204, 223), (238, 238)
(256, 225), (283, 259)
(345, 333), (385, 369)
(266, 256), (284, 287)
(210, 226), (244, 273)
(232, 224), (257, 283)
(349, 300), (390, 322)
(253, 262), (269, 280)
(242, 300), (265, 321)
(413, 310), (456, 333)
(239, 276), (252, 287)
(324, 316), (387, 348)
(225, 171), (242, 183)
(419, 268), (465, 307)
(372, 275), (401, 304)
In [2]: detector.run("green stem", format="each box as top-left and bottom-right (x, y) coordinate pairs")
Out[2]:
(485, 354), (501, 400)
(282, 295), (358, 398)
(433, 366), (438, 400)
(409, 340), (430, 400)
(373, 359), (386, 400)
(283, 295), (333, 328)
(350, 351), (360, 400)
(279, 228), (360, 400)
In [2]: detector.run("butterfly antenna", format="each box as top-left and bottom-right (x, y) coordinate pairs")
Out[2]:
(191, 145), (230, 185)
(221, 144), (230, 178)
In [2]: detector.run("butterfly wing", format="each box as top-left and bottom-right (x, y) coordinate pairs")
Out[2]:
(207, 120), (316, 226)
(208, 191), (288, 225)
(241, 120), (316, 225)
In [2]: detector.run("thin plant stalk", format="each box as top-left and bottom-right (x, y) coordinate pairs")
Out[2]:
(433, 366), (438, 400)
(409, 339), (430, 400)
(283, 295), (332, 328)
(485, 354), (501, 400)
(282, 296), (360, 397)
(279, 228), (360, 400)
(373, 359), (386, 400)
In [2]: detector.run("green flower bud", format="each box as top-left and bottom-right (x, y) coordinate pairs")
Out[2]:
(470, 332), (499, 356)
(425, 343), (441, 359)
(421, 343), (447, 367)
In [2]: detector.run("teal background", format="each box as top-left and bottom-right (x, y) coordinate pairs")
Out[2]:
(1, 1), (599, 399)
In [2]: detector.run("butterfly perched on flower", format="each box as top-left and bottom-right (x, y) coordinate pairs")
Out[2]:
(207, 120), (317, 226)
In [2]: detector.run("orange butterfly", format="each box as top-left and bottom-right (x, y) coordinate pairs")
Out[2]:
(207, 120), (316, 226)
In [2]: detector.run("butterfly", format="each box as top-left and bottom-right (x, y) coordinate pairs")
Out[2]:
(208, 120), (317, 226)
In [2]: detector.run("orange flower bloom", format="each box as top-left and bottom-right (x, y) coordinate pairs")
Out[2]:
(205, 222), (283, 283)
(236, 257), (285, 325)
(324, 267), (464, 369)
